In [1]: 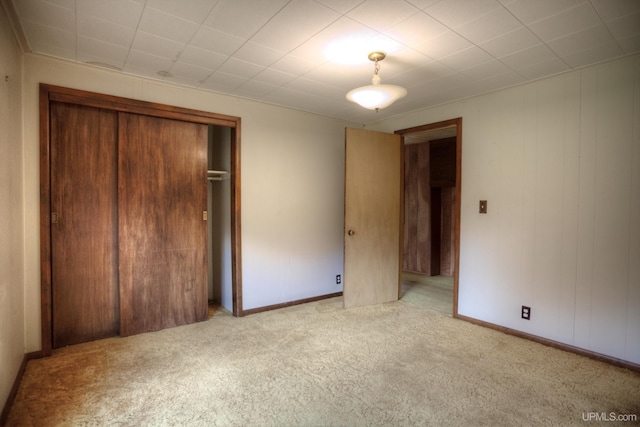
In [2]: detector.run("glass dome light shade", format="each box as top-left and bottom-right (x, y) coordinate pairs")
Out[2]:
(346, 84), (407, 110)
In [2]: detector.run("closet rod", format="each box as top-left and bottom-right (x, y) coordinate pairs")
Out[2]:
(207, 169), (228, 175)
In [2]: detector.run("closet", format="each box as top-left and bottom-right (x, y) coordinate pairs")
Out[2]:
(40, 84), (241, 353)
(207, 126), (233, 310)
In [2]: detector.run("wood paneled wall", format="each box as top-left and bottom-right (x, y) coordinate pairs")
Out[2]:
(404, 143), (429, 273)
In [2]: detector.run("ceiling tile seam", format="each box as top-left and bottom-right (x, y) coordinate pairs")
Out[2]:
(494, 4), (572, 79)
(508, 1), (627, 68)
(311, 0), (363, 16)
(416, 7), (532, 84)
(234, 72), (286, 98)
(164, 0), (225, 74)
(21, 19), (77, 51)
(258, 7), (352, 77)
(176, 1), (218, 26)
(195, 0), (296, 90)
(586, 0), (626, 56)
(292, 9), (429, 92)
(211, 3), (353, 97)
(122, 0), (152, 74)
(12, 0), (75, 53)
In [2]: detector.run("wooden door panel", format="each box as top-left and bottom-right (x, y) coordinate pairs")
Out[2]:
(50, 102), (119, 347)
(344, 128), (402, 308)
(118, 113), (208, 336)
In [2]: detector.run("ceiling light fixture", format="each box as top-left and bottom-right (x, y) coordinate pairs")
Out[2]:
(346, 52), (406, 112)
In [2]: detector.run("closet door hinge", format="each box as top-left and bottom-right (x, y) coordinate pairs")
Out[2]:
(51, 212), (59, 224)
(203, 211), (207, 221)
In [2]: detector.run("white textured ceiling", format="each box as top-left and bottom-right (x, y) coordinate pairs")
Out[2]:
(4, 0), (640, 124)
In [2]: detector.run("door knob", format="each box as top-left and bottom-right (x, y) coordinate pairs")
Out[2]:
(348, 229), (355, 236)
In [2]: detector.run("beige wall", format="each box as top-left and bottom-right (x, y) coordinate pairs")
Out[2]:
(372, 54), (640, 365)
(21, 54), (355, 352)
(0, 4), (25, 411)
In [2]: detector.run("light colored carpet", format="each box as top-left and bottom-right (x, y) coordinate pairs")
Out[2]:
(401, 272), (453, 316)
(7, 297), (640, 426)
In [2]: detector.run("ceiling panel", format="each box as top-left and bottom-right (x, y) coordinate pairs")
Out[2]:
(168, 61), (213, 82)
(4, 0), (640, 124)
(76, 0), (144, 29)
(13, 0), (75, 29)
(177, 45), (227, 70)
(190, 26), (245, 56)
(250, 0), (340, 51)
(425, 0), (501, 28)
(139, 7), (200, 43)
(125, 49), (175, 72)
(582, 0), (640, 21)
(233, 41), (286, 67)
(203, 0), (287, 39)
(77, 36), (129, 68)
(479, 27), (541, 58)
(439, 46), (494, 72)
(21, 20), (75, 55)
(216, 57), (265, 79)
(145, 0), (216, 23)
(76, 14), (136, 48)
(547, 25), (619, 58)
(315, 0), (365, 14)
(290, 16), (376, 66)
(384, 11), (448, 47)
(455, 7), (522, 45)
(528, 3), (601, 42)
(500, 0), (585, 25)
(462, 59), (514, 81)
(130, 31), (184, 61)
(414, 30), (474, 59)
(200, 71), (247, 92)
(517, 57), (570, 80)
(346, 0), (419, 32)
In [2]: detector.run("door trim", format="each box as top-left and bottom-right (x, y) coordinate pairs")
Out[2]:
(395, 118), (462, 317)
(39, 84), (243, 355)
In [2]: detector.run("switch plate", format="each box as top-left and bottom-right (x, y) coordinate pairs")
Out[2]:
(479, 200), (487, 214)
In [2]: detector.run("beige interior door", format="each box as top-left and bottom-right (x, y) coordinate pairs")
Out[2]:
(344, 128), (402, 308)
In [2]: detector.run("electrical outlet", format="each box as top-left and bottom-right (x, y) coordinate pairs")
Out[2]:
(521, 305), (531, 320)
(336, 274), (341, 285)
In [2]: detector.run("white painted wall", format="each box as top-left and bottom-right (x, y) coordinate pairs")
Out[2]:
(370, 54), (640, 365)
(20, 54), (351, 351)
(0, 4), (25, 410)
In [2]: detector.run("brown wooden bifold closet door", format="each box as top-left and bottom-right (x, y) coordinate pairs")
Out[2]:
(50, 102), (119, 348)
(118, 113), (208, 336)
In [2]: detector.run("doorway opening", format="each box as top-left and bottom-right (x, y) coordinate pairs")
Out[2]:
(395, 118), (462, 317)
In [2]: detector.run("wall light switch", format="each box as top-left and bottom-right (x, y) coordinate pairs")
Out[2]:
(479, 200), (487, 214)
